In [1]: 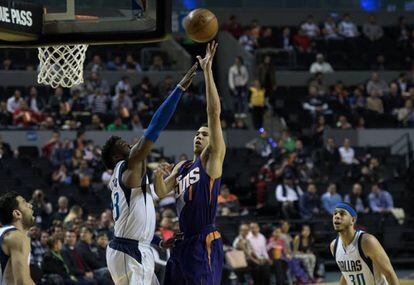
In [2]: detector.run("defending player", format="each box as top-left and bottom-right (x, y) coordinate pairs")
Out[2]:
(0, 191), (36, 285)
(154, 41), (226, 285)
(330, 202), (399, 285)
(101, 63), (197, 285)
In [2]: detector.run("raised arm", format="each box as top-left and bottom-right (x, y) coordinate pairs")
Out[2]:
(122, 64), (197, 188)
(362, 234), (400, 285)
(197, 41), (226, 179)
(153, 161), (186, 198)
(3, 231), (35, 285)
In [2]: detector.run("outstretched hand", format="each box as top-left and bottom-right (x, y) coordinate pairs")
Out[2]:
(160, 232), (184, 249)
(179, 62), (198, 91)
(196, 41), (218, 71)
(153, 162), (174, 179)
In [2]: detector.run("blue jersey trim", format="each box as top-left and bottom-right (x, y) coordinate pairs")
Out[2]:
(118, 161), (132, 207)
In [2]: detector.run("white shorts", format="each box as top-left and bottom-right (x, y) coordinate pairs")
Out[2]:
(106, 237), (159, 285)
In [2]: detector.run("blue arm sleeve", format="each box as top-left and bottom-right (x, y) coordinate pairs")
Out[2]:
(151, 235), (162, 247)
(144, 85), (184, 142)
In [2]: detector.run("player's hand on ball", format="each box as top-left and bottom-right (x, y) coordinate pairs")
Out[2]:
(179, 62), (198, 91)
(196, 40), (218, 71)
(160, 232), (184, 249)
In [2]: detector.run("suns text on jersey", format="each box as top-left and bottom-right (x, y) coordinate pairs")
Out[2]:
(176, 167), (200, 194)
(337, 260), (362, 272)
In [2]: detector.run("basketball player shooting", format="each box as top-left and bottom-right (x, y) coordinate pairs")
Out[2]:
(330, 202), (399, 285)
(154, 41), (226, 285)
(101, 62), (198, 285)
(0, 191), (36, 285)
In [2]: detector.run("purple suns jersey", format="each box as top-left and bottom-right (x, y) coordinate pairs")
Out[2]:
(174, 157), (221, 235)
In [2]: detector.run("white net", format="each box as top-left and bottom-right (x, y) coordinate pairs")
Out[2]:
(37, 44), (89, 88)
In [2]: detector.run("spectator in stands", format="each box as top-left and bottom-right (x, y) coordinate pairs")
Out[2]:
(323, 16), (340, 40)
(338, 13), (359, 38)
(349, 86), (367, 112)
(157, 217), (174, 241)
(47, 87), (65, 118)
(96, 233), (109, 267)
(61, 230), (95, 284)
(101, 169), (113, 186)
(42, 235), (79, 284)
(384, 82), (403, 114)
(0, 135), (13, 158)
(107, 117), (128, 131)
(97, 211), (114, 239)
(52, 224), (65, 242)
(86, 54), (105, 72)
(1, 57), (13, 70)
(293, 27), (313, 53)
(275, 172), (303, 218)
(366, 72), (389, 95)
(52, 164), (71, 186)
(395, 99), (414, 127)
(257, 55), (277, 102)
(64, 205), (83, 227)
(106, 55), (123, 71)
(222, 15), (243, 39)
(86, 114), (105, 131)
(112, 89), (133, 119)
(74, 160), (93, 191)
(115, 76), (132, 96)
(239, 27), (258, 53)
(310, 53), (334, 74)
(130, 113), (143, 131)
(309, 72), (328, 95)
(321, 137), (340, 170)
(69, 89), (89, 116)
(293, 225), (317, 280)
(247, 223), (272, 285)
(367, 89), (385, 115)
(90, 89), (109, 116)
(303, 85), (331, 118)
(299, 183), (320, 219)
(13, 100), (42, 128)
(339, 138), (357, 165)
(77, 226), (113, 285)
(344, 183), (370, 214)
(249, 79), (266, 129)
(149, 55), (165, 71)
(41, 230), (50, 248)
(266, 227), (288, 285)
(321, 183), (342, 214)
(52, 196), (70, 221)
(123, 54), (142, 72)
(29, 225), (47, 268)
(259, 27), (277, 48)
(85, 72), (110, 95)
(228, 56), (249, 118)
(28, 86), (45, 113)
(157, 75), (174, 99)
(363, 15), (384, 43)
(371, 54), (386, 71)
(279, 27), (294, 51)
(6, 89), (23, 114)
(312, 115), (328, 147)
(233, 224), (260, 283)
(30, 189), (53, 228)
(369, 157), (389, 183)
(336, 115), (352, 129)
(301, 15), (320, 38)
(217, 184), (239, 216)
(369, 183), (394, 213)
(0, 100), (11, 127)
(245, 130), (273, 158)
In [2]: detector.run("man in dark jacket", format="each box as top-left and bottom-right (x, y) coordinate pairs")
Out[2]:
(76, 227), (113, 285)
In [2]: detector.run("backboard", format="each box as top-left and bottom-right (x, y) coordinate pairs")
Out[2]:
(0, 0), (171, 47)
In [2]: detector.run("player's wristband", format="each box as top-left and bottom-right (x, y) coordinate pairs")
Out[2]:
(144, 85), (183, 142)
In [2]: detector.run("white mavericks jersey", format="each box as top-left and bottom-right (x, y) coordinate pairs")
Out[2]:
(334, 230), (388, 285)
(0, 225), (17, 285)
(109, 160), (156, 243)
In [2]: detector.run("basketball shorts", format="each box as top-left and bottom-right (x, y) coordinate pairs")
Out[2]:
(106, 236), (159, 285)
(164, 225), (224, 285)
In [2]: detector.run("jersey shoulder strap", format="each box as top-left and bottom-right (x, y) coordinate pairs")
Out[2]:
(357, 231), (374, 274)
(333, 236), (339, 259)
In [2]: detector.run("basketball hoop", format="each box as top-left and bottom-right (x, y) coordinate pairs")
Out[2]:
(37, 44), (89, 88)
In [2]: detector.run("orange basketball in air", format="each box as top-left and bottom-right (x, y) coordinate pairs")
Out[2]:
(184, 8), (219, 43)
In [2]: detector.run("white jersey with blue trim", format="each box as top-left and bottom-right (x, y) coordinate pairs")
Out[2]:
(334, 230), (388, 285)
(109, 160), (156, 243)
(0, 225), (17, 285)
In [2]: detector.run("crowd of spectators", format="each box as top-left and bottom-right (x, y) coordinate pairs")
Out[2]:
(223, 13), (414, 70)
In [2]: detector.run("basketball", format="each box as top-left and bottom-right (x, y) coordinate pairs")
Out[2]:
(184, 8), (219, 43)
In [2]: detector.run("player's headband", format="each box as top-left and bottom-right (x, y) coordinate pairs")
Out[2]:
(335, 202), (357, 218)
